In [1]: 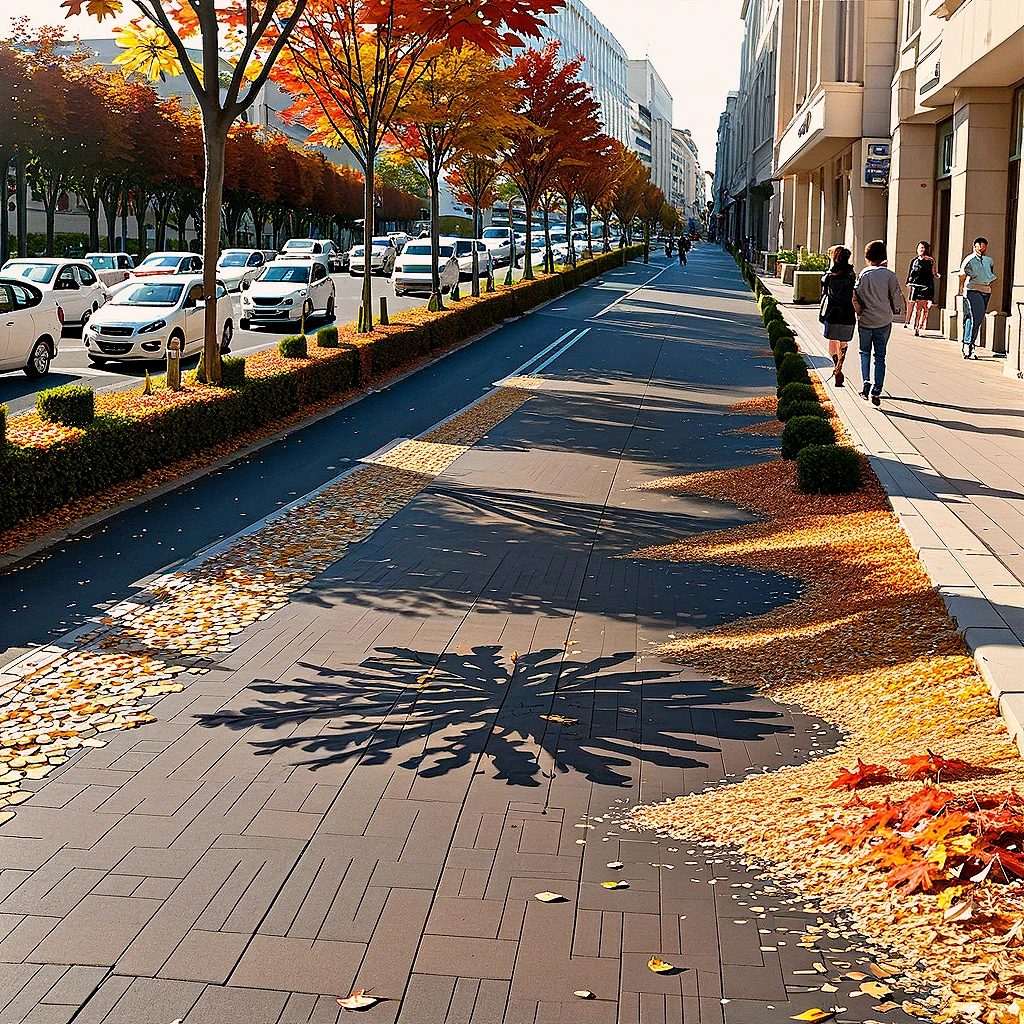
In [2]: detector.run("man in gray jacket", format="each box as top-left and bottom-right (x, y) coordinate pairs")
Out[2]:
(852, 239), (905, 407)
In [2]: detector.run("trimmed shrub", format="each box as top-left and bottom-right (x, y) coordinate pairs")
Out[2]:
(772, 336), (799, 367)
(778, 399), (828, 423)
(220, 356), (246, 386)
(766, 318), (792, 340)
(758, 294), (777, 312)
(797, 444), (862, 494)
(777, 351), (811, 388)
(781, 414), (836, 460)
(778, 381), (818, 407)
(317, 326), (339, 348)
(36, 384), (94, 426)
(278, 335), (308, 359)
(0, 402), (6, 441)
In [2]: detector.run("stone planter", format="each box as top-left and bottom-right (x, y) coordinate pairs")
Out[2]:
(763, 253), (778, 274)
(792, 270), (823, 304)
(779, 262), (797, 285)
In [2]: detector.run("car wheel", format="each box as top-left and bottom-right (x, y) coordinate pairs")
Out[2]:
(88, 355), (107, 367)
(220, 319), (233, 354)
(81, 302), (98, 326)
(24, 339), (52, 379)
(325, 295), (335, 320)
(240, 317), (251, 331)
(349, 270), (358, 277)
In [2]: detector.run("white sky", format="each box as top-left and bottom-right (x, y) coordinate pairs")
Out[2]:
(4, 0), (744, 173)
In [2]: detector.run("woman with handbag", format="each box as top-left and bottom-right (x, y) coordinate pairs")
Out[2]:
(904, 240), (938, 336)
(819, 245), (857, 387)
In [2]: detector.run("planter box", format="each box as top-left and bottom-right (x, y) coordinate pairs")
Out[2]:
(763, 253), (778, 274)
(779, 262), (797, 285)
(792, 270), (823, 304)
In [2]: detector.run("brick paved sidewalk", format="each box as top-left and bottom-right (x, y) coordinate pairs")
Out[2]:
(0, 251), (923, 1023)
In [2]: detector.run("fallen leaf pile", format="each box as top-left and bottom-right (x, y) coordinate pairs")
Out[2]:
(0, 387), (532, 818)
(624, 452), (1024, 1020)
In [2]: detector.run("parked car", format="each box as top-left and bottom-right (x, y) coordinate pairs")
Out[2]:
(239, 255), (335, 330)
(83, 275), (233, 365)
(279, 238), (346, 273)
(392, 241), (460, 296)
(480, 227), (514, 266)
(84, 252), (135, 288)
(348, 238), (398, 276)
(387, 231), (412, 253)
(0, 257), (110, 326)
(216, 249), (269, 292)
(0, 276), (63, 378)
(129, 251), (203, 281)
(450, 238), (493, 279)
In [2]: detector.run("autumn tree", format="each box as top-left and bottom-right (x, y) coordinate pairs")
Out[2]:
(575, 135), (618, 257)
(222, 122), (275, 246)
(610, 144), (647, 246)
(276, 0), (556, 330)
(504, 42), (602, 280)
(0, 41), (37, 263)
(640, 181), (665, 265)
(72, 0), (312, 382)
(448, 153), (500, 293)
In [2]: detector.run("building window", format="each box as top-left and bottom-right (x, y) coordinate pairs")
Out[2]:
(1012, 85), (1023, 163)
(936, 118), (954, 179)
(904, 0), (921, 39)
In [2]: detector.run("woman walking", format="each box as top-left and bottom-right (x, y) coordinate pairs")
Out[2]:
(904, 240), (938, 335)
(819, 245), (857, 387)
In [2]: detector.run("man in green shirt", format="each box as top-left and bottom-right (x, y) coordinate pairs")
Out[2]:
(957, 237), (997, 359)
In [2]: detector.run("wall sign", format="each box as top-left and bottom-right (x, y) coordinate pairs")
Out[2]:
(861, 139), (891, 188)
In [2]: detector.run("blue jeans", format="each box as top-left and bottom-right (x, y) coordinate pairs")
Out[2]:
(859, 324), (891, 395)
(962, 290), (990, 352)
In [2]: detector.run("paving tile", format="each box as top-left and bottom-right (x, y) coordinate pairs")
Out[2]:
(425, 897), (506, 939)
(30, 896), (160, 967)
(229, 934), (365, 994)
(177, 984), (289, 1024)
(40, 965), (108, 1005)
(415, 934), (518, 981)
(158, 929), (250, 984)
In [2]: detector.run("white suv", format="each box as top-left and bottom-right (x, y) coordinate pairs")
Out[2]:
(240, 256), (336, 330)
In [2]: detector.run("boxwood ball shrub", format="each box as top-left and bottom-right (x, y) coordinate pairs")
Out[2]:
(797, 443), (862, 494)
(767, 318), (792, 341)
(278, 335), (308, 359)
(772, 336), (800, 367)
(781, 413), (836, 460)
(777, 351), (812, 388)
(778, 381), (818, 407)
(317, 326), (339, 348)
(36, 384), (95, 426)
(220, 356), (246, 386)
(778, 398), (828, 423)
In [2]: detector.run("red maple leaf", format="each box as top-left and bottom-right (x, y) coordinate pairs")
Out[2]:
(830, 758), (893, 791)
(899, 750), (971, 781)
(886, 858), (937, 893)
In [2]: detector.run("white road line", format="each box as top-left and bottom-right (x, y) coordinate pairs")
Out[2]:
(532, 327), (591, 373)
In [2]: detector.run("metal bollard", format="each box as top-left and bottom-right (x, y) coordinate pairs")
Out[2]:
(166, 335), (181, 391)
(379, 295), (389, 326)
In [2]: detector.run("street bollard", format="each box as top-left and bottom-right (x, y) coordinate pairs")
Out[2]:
(379, 295), (389, 326)
(166, 335), (181, 391)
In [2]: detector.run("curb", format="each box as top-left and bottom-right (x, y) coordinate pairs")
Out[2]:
(757, 271), (1024, 749)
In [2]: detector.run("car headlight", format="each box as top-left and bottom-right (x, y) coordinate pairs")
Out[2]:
(282, 297), (293, 306)
(137, 319), (166, 334)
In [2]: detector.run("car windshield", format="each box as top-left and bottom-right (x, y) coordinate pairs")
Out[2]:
(261, 265), (310, 283)
(112, 282), (184, 306)
(4, 263), (57, 283)
(140, 255), (182, 268)
(482, 229), (508, 239)
(87, 255), (115, 270)
(218, 253), (250, 267)
(371, 242), (391, 251)
(284, 240), (314, 250)
(454, 242), (474, 255)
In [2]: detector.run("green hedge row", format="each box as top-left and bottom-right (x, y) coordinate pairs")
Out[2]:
(726, 242), (861, 495)
(0, 246), (643, 533)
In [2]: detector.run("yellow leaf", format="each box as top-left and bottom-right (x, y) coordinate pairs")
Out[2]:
(789, 1011), (835, 1023)
(648, 957), (675, 973)
(601, 880), (628, 889)
(540, 714), (577, 725)
(61, 0), (123, 19)
(534, 891), (566, 902)
(336, 988), (377, 1010)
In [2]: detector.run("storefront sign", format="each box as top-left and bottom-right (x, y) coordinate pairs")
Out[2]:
(862, 139), (891, 188)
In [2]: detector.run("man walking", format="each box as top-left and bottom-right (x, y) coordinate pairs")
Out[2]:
(957, 237), (997, 359)
(678, 237), (687, 266)
(853, 239), (905, 407)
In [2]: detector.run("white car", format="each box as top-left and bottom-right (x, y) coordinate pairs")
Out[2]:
(387, 232), (412, 253)
(83, 275), (233, 365)
(0, 277), (62, 378)
(216, 249), (269, 292)
(450, 239), (493, 279)
(129, 251), (203, 282)
(349, 238), (398, 276)
(0, 258), (110, 326)
(480, 227), (514, 266)
(239, 256), (335, 330)
(85, 252), (135, 288)
(392, 241), (460, 296)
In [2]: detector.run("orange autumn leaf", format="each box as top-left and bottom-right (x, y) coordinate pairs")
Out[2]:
(829, 758), (892, 791)
(899, 750), (972, 781)
(61, 0), (123, 19)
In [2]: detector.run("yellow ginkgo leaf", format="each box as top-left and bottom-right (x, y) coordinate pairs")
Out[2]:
(789, 1011), (835, 1023)
(61, 0), (123, 19)
(648, 957), (675, 973)
(540, 714), (578, 725)
(336, 988), (377, 1010)
(534, 891), (566, 902)
(601, 880), (628, 889)
(113, 21), (185, 82)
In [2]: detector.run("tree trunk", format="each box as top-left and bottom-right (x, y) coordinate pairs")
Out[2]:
(359, 147), (375, 333)
(201, 115), (230, 382)
(15, 151), (27, 257)
(542, 205), (552, 275)
(471, 199), (480, 297)
(121, 189), (128, 254)
(428, 167), (442, 311)
(522, 202), (534, 281)
(643, 220), (650, 264)
(135, 192), (149, 261)
(585, 207), (593, 259)
(564, 195), (576, 267)
(102, 191), (118, 251)
(0, 153), (10, 266)
(44, 197), (56, 256)
(87, 195), (101, 251)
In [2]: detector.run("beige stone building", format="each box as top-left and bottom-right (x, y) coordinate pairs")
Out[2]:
(888, 0), (1024, 353)
(772, 0), (899, 262)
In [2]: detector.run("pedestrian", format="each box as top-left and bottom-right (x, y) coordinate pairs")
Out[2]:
(852, 239), (905, 407)
(904, 240), (938, 336)
(956, 236), (997, 359)
(818, 244), (856, 387)
(678, 238), (687, 266)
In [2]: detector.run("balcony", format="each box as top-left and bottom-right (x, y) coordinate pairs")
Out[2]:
(775, 82), (865, 176)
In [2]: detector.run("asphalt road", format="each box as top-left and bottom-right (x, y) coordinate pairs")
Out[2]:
(0, 257), (663, 666)
(0, 270), (427, 418)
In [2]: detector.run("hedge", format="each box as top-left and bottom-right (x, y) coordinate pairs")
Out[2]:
(781, 413), (837, 459)
(37, 385), (95, 426)
(196, 354), (246, 386)
(279, 335), (308, 359)
(778, 399), (828, 423)
(777, 352), (812, 389)
(0, 403), (5, 442)
(797, 444), (862, 494)
(317, 326), (339, 348)
(0, 245), (643, 533)
(778, 381), (817, 408)
(772, 337), (800, 368)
